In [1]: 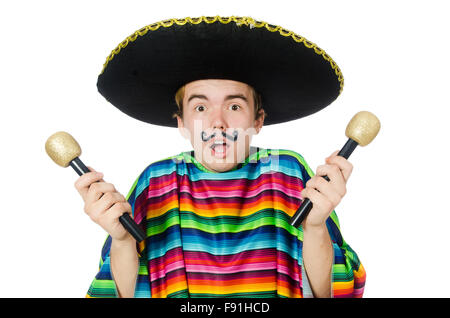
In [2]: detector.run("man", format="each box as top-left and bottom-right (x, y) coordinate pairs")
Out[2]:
(78, 16), (366, 298)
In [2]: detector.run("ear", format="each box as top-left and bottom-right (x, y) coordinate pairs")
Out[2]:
(254, 109), (265, 134)
(176, 115), (190, 140)
(176, 114), (183, 128)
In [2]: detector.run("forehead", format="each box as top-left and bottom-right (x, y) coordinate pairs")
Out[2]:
(184, 79), (252, 97)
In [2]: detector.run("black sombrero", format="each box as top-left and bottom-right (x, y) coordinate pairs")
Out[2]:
(97, 16), (344, 128)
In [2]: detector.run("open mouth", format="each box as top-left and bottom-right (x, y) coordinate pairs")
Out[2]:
(210, 140), (230, 157)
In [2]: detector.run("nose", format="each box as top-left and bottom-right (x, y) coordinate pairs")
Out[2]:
(210, 107), (227, 131)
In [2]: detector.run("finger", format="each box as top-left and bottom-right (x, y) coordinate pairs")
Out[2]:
(74, 171), (104, 199)
(94, 201), (132, 231)
(325, 155), (353, 182)
(100, 201), (133, 227)
(85, 182), (116, 204)
(86, 167), (107, 182)
(107, 201), (132, 218)
(326, 150), (339, 161)
(87, 167), (107, 183)
(315, 164), (347, 197)
(87, 166), (96, 172)
(96, 192), (127, 213)
(306, 176), (343, 207)
(86, 192), (124, 222)
(301, 187), (334, 215)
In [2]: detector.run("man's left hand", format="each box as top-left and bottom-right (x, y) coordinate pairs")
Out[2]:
(300, 150), (353, 228)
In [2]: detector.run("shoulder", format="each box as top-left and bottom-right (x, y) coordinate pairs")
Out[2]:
(267, 148), (306, 163)
(125, 150), (189, 200)
(261, 147), (315, 180)
(266, 148), (312, 169)
(140, 151), (187, 177)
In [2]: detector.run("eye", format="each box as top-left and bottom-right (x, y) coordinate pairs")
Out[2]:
(229, 104), (241, 111)
(195, 105), (206, 112)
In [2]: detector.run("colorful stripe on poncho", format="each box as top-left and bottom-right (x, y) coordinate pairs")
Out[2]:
(86, 147), (366, 298)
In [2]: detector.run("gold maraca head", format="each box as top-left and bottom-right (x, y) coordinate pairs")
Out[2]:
(345, 111), (380, 146)
(45, 131), (81, 167)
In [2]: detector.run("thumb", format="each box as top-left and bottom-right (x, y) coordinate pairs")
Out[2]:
(325, 150), (339, 162)
(86, 166), (105, 182)
(87, 166), (97, 173)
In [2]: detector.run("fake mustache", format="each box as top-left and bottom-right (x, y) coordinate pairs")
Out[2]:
(201, 130), (239, 142)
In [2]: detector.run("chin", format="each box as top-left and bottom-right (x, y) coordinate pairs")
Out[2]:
(202, 152), (240, 172)
(195, 144), (247, 172)
(207, 162), (239, 172)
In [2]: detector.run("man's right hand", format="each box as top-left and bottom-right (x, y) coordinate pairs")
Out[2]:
(74, 167), (133, 242)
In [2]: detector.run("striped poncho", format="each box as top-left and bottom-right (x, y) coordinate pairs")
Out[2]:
(86, 147), (366, 298)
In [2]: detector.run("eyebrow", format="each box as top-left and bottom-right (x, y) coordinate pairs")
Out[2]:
(187, 94), (248, 103)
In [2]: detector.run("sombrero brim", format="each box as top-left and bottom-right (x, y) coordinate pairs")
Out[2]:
(97, 16), (344, 127)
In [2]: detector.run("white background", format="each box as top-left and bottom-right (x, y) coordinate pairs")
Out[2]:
(1, 0), (449, 297)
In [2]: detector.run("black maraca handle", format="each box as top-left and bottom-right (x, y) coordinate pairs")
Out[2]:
(70, 157), (146, 243)
(290, 139), (358, 228)
(118, 213), (146, 243)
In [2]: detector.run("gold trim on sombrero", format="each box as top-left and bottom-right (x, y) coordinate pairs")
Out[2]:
(100, 16), (344, 94)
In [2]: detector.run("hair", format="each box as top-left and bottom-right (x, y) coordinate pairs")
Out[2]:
(172, 83), (266, 121)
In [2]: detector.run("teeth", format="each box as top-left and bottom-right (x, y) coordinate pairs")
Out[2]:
(211, 140), (226, 149)
(213, 145), (226, 153)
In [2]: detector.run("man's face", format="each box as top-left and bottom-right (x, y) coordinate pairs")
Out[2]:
(177, 79), (265, 172)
